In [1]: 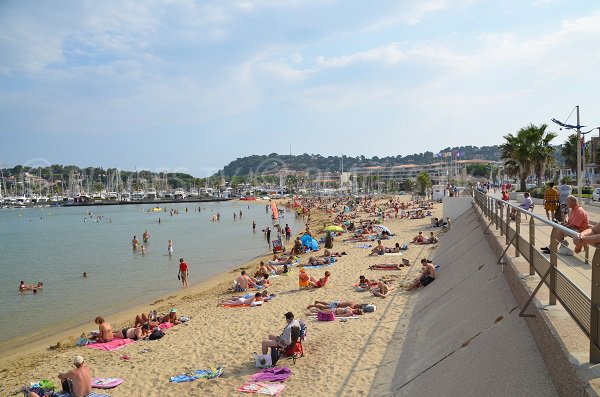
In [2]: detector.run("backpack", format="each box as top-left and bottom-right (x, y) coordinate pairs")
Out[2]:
(317, 311), (336, 321)
(149, 328), (165, 340)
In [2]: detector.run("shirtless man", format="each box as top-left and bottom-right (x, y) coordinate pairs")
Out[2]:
(132, 235), (139, 251)
(143, 230), (150, 243)
(235, 270), (258, 291)
(369, 240), (385, 256)
(371, 279), (395, 298)
(406, 259), (437, 291)
(306, 300), (359, 310)
(411, 231), (424, 244)
(29, 356), (92, 397)
(307, 307), (363, 317)
(91, 316), (113, 343)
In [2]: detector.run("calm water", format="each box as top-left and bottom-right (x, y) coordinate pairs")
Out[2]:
(0, 200), (303, 348)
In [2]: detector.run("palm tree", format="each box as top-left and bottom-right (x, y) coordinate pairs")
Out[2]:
(416, 172), (432, 195)
(500, 123), (556, 191)
(528, 124), (557, 186)
(561, 134), (578, 178)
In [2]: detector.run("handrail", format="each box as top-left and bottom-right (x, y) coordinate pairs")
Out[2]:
(479, 190), (579, 238)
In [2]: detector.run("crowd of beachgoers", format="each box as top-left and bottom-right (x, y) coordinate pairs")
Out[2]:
(9, 193), (448, 397)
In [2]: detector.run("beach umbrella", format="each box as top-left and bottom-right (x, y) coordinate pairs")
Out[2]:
(374, 225), (391, 234)
(323, 225), (345, 233)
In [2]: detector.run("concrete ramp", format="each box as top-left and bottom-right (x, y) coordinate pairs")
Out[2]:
(371, 206), (558, 396)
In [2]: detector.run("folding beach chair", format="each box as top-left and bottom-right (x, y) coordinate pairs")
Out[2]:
(270, 321), (306, 365)
(272, 238), (283, 254)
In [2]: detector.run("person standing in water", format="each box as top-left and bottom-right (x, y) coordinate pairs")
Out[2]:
(252, 220), (256, 232)
(266, 227), (271, 244)
(143, 230), (150, 243)
(178, 258), (189, 287)
(132, 236), (139, 251)
(168, 240), (173, 256)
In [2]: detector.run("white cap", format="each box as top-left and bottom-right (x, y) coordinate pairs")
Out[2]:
(73, 355), (84, 365)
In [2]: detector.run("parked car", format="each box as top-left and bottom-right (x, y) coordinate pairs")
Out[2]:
(593, 188), (600, 202)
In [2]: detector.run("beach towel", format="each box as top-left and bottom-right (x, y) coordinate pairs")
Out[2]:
(307, 314), (360, 320)
(248, 367), (292, 383)
(385, 252), (403, 256)
(237, 382), (286, 396)
(169, 367), (224, 383)
(87, 338), (135, 351)
(53, 393), (111, 397)
(302, 263), (332, 269)
(158, 322), (174, 330)
(92, 378), (123, 389)
(356, 244), (372, 249)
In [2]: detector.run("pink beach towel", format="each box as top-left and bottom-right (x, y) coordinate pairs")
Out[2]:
(158, 322), (174, 330)
(237, 382), (286, 396)
(87, 338), (135, 351)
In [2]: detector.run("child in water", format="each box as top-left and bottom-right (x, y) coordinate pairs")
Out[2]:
(168, 240), (173, 256)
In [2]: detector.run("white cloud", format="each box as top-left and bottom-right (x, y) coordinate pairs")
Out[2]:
(316, 43), (407, 68)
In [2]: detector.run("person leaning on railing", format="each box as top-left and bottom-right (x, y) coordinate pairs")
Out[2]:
(542, 195), (589, 254)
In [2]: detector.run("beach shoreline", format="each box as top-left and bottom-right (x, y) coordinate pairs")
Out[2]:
(0, 196), (443, 397)
(0, 247), (275, 364)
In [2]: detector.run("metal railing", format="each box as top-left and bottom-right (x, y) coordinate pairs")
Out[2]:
(473, 190), (600, 363)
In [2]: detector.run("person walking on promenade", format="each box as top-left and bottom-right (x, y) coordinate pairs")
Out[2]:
(544, 182), (559, 221)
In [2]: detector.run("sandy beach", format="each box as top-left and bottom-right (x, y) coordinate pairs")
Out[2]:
(0, 196), (442, 397)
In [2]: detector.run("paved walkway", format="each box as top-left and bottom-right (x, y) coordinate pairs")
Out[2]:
(370, 207), (558, 396)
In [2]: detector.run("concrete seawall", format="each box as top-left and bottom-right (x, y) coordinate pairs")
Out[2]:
(370, 206), (558, 396)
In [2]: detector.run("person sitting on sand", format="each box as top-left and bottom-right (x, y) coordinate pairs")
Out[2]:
(28, 355), (92, 397)
(424, 232), (438, 244)
(113, 324), (151, 340)
(308, 307), (363, 317)
(235, 270), (258, 291)
(292, 237), (303, 254)
(307, 256), (332, 266)
(306, 300), (359, 310)
(159, 308), (181, 325)
(255, 274), (272, 288)
(308, 270), (330, 288)
(369, 240), (385, 256)
(255, 262), (276, 278)
(371, 279), (395, 298)
(412, 232), (425, 244)
(261, 312), (300, 354)
(406, 259), (437, 291)
(221, 292), (263, 306)
(369, 263), (405, 270)
(90, 316), (113, 343)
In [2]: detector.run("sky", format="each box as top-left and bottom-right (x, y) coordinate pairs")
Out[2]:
(1, 0), (600, 177)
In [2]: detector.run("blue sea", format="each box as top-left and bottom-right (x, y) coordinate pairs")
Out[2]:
(0, 200), (303, 350)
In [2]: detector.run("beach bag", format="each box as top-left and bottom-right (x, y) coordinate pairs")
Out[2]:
(255, 353), (272, 368)
(363, 304), (376, 313)
(149, 328), (164, 340)
(317, 311), (336, 321)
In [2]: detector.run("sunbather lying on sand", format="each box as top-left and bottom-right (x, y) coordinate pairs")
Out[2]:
(113, 324), (151, 340)
(307, 256), (332, 266)
(309, 271), (330, 288)
(371, 280), (395, 298)
(307, 307), (363, 317)
(323, 249), (346, 257)
(221, 292), (263, 306)
(306, 300), (359, 310)
(368, 263), (406, 270)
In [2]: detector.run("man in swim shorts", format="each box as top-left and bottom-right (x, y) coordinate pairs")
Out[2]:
(27, 355), (93, 397)
(406, 259), (436, 291)
(235, 270), (258, 291)
(178, 258), (188, 287)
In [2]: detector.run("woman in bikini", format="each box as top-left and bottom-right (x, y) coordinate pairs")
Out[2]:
(308, 307), (363, 317)
(220, 292), (263, 306)
(308, 271), (330, 288)
(113, 324), (151, 340)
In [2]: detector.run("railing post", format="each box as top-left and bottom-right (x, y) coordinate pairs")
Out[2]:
(590, 249), (600, 363)
(499, 205), (504, 236)
(529, 217), (535, 275)
(515, 212), (520, 257)
(505, 205), (510, 245)
(549, 228), (559, 305)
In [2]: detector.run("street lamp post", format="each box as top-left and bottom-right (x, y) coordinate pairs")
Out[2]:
(552, 107), (599, 204)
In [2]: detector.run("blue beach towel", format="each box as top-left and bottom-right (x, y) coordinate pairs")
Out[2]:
(169, 367), (224, 383)
(356, 244), (372, 249)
